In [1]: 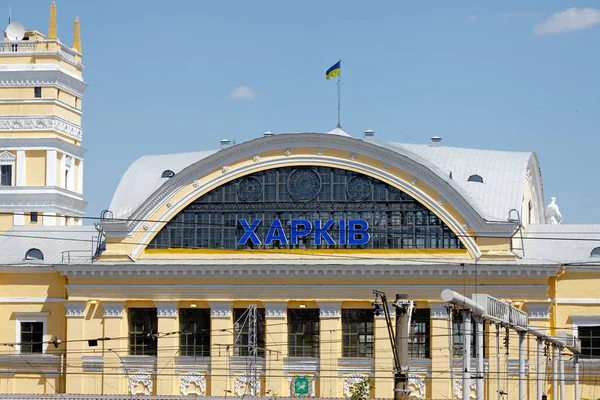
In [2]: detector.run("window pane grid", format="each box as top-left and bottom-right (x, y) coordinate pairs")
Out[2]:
(288, 309), (320, 358)
(342, 309), (374, 358)
(233, 308), (266, 357)
(179, 309), (211, 357)
(409, 309), (430, 359)
(20, 322), (43, 354)
(128, 308), (158, 356)
(579, 326), (600, 359)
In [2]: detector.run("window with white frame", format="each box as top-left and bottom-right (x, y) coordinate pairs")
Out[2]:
(572, 316), (600, 359)
(0, 150), (15, 186)
(15, 313), (48, 354)
(64, 156), (72, 190)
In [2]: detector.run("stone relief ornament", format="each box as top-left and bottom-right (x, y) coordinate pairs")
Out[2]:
(143, 222), (150, 230)
(180, 372), (206, 396)
(166, 200), (174, 208)
(253, 155), (260, 162)
(192, 180), (200, 188)
(343, 374), (370, 398)
(129, 372), (153, 395)
(545, 197), (563, 224)
(222, 166), (229, 173)
(235, 373), (260, 396)
(454, 378), (476, 400)
(408, 374), (426, 399)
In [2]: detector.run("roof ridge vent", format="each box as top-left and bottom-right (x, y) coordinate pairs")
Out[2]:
(220, 139), (235, 149)
(364, 129), (375, 140)
(430, 136), (442, 147)
(263, 131), (274, 137)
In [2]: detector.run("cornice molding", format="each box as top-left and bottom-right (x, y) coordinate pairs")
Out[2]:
(0, 116), (82, 141)
(64, 301), (86, 318)
(0, 137), (86, 158)
(102, 134), (519, 255)
(317, 301), (342, 319)
(525, 302), (551, 320)
(0, 186), (86, 215)
(263, 302), (286, 319)
(208, 301), (232, 319)
(0, 64), (87, 96)
(155, 301), (178, 318)
(103, 301), (125, 318)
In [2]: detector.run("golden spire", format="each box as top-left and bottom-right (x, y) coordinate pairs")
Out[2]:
(73, 17), (81, 53)
(48, 1), (57, 40)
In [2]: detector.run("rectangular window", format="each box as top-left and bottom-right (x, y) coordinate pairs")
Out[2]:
(409, 309), (431, 358)
(179, 308), (210, 357)
(1, 165), (12, 186)
(342, 309), (374, 358)
(128, 308), (158, 356)
(30, 212), (38, 223)
(34, 87), (42, 98)
(288, 309), (320, 358)
(20, 321), (43, 354)
(578, 326), (600, 359)
(233, 308), (265, 357)
(453, 314), (485, 358)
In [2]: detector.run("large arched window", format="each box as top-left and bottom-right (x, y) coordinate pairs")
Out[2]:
(148, 166), (464, 250)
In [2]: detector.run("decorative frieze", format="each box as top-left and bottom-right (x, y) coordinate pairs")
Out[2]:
(264, 302), (286, 319)
(103, 302), (125, 318)
(64, 301), (86, 318)
(128, 372), (153, 395)
(318, 302), (341, 319)
(0, 117), (82, 140)
(209, 301), (232, 318)
(526, 302), (551, 320)
(408, 374), (426, 399)
(155, 301), (178, 318)
(343, 374), (370, 398)
(235, 373), (260, 396)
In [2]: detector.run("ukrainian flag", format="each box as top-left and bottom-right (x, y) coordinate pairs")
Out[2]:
(326, 60), (341, 80)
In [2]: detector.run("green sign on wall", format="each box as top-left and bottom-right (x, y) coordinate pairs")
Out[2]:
(294, 376), (310, 396)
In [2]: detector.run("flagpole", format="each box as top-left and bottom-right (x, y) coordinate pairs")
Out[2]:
(337, 59), (341, 128)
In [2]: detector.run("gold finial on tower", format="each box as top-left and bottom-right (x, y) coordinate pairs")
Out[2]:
(48, 1), (57, 39)
(73, 16), (81, 53)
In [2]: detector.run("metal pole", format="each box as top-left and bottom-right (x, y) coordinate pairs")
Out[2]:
(559, 347), (565, 400)
(537, 338), (543, 400)
(505, 327), (510, 399)
(337, 61), (341, 128)
(394, 294), (411, 400)
(552, 345), (558, 400)
(462, 310), (472, 400)
(574, 354), (579, 400)
(475, 316), (484, 400)
(518, 331), (526, 400)
(496, 324), (501, 400)
(448, 307), (455, 399)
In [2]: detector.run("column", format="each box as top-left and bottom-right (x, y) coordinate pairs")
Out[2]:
(78, 159), (84, 194)
(430, 303), (452, 400)
(318, 301), (342, 398)
(64, 301), (86, 393)
(43, 212), (56, 226)
(46, 150), (57, 186)
(474, 316), (485, 400)
(209, 301), (232, 397)
(374, 304), (395, 398)
(13, 213), (24, 225)
(527, 302), (552, 400)
(263, 302), (287, 397)
(102, 302), (126, 394)
(16, 150), (25, 186)
(518, 331), (526, 400)
(155, 301), (179, 395)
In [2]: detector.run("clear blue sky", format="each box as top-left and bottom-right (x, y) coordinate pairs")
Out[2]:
(10, 0), (600, 224)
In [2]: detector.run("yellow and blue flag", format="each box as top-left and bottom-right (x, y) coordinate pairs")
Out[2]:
(326, 60), (341, 80)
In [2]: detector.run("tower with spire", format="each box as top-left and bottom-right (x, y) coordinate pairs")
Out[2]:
(0, 2), (87, 229)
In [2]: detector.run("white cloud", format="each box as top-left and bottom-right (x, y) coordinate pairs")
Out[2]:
(534, 8), (600, 35)
(229, 86), (260, 100)
(468, 15), (478, 22)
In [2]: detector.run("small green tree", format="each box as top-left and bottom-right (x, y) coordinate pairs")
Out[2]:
(349, 377), (372, 400)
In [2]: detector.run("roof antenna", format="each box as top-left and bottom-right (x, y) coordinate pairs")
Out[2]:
(8, 5), (10, 24)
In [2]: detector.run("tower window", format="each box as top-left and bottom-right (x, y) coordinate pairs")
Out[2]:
(1, 165), (12, 186)
(65, 170), (69, 190)
(25, 248), (44, 261)
(34, 87), (42, 98)
(30, 212), (38, 223)
(467, 174), (484, 183)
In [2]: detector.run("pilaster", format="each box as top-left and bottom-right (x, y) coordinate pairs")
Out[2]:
(317, 302), (341, 398)
(43, 212), (56, 226)
(374, 305), (394, 397)
(46, 150), (56, 186)
(208, 301), (232, 396)
(430, 303), (451, 400)
(263, 302), (287, 397)
(155, 301), (179, 395)
(16, 150), (25, 186)
(102, 301), (126, 394)
(65, 301), (86, 393)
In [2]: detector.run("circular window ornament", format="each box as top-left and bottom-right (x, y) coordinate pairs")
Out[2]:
(347, 175), (372, 201)
(287, 169), (322, 201)
(237, 176), (263, 202)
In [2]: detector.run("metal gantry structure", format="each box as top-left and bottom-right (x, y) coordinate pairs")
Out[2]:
(441, 289), (581, 400)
